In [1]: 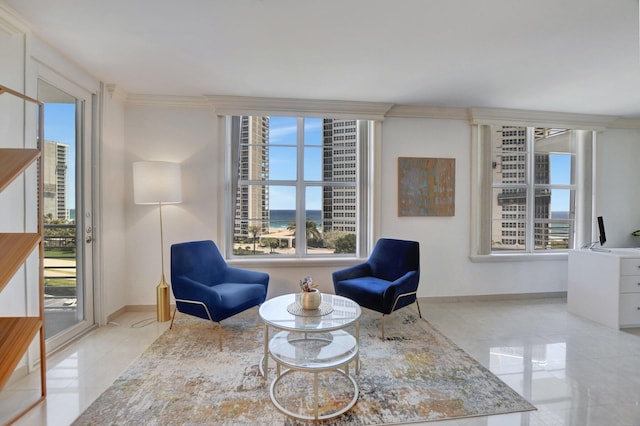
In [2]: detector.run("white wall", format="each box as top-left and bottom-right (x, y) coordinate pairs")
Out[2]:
(0, 22), (25, 93)
(122, 110), (640, 309)
(124, 103), (218, 306)
(380, 117), (569, 297)
(596, 129), (640, 247)
(121, 104), (358, 306)
(100, 88), (127, 321)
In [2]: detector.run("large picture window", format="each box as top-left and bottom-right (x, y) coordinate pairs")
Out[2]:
(227, 115), (370, 258)
(474, 124), (595, 257)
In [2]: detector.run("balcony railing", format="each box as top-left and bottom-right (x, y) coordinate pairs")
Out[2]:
(43, 224), (76, 310)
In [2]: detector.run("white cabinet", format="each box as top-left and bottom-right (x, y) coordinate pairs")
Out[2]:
(568, 249), (640, 329)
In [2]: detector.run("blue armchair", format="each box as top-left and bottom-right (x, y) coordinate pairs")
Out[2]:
(170, 240), (269, 349)
(332, 238), (421, 339)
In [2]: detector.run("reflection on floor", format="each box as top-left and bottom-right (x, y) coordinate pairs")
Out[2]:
(4, 297), (640, 425)
(44, 309), (78, 339)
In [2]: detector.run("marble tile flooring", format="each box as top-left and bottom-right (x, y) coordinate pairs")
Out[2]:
(4, 297), (640, 425)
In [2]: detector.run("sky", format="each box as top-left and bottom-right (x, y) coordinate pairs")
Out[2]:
(267, 116), (323, 210)
(548, 153), (571, 212)
(44, 103), (76, 208)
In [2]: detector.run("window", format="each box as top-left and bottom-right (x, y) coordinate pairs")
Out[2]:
(473, 124), (595, 257)
(227, 115), (371, 258)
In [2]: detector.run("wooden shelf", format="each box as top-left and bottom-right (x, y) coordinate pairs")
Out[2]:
(0, 233), (41, 293)
(0, 148), (40, 192)
(0, 85), (46, 416)
(0, 317), (43, 390)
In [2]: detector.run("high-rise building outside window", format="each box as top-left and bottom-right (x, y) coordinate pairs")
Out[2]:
(473, 123), (595, 256)
(43, 140), (69, 221)
(227, 115), (371, 257)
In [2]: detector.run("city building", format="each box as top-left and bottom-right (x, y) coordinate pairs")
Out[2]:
(233, 115), (270, 239)
(43, 140), (69, 221)
(322, 119), (358, 234)
(492, 127), (566, 251)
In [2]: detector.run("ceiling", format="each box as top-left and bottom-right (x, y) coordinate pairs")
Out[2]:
(4, 0), (640, 118)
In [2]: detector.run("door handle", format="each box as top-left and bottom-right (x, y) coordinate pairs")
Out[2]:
(85, 226), (93, 244)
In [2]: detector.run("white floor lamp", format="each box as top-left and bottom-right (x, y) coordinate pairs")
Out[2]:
(133, 161), (182, 322)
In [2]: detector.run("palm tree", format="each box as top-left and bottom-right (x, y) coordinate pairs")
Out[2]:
(287, 220), (322, 242)
(305, 220), (322, 241)
(262, 237), (278, 253)
(248, 225), (261, 254)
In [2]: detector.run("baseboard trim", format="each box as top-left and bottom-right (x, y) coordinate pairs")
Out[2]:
(106, 304), (175, 323)
(124, 304), (157, 312)
(419, 291), (567, 303)
(106, 293), (567, 322)
(106, 306), (127, 323)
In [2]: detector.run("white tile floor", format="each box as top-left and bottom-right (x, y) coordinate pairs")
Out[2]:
(2, 314), (169, 426)
(4, 297), (640, 426)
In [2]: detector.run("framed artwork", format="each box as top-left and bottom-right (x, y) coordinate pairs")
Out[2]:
(398, 157), (455, 216)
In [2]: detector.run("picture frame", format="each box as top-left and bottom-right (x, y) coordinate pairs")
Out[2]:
(398, 157), (455, 217)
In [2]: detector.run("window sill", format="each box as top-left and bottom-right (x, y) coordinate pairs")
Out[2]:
(227, 256), (366, 269)
(469, 252), (568, 262)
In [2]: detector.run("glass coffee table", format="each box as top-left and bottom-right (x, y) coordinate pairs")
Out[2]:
(258, 293), (361, 421)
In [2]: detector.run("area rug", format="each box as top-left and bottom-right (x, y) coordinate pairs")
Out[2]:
(73, 306), (535, 425)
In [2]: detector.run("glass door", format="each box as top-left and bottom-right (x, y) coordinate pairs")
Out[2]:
(38, 79), (95, 349)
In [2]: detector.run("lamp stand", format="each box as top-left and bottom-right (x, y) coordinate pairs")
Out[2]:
(156, 202), (171, 322)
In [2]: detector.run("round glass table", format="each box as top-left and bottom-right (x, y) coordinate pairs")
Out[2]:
(258, 293), (361, 421)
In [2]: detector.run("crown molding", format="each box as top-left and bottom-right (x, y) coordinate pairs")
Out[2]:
(122, 91), (640, 130)
(608, 117), (640, 130)
(0, 4), (30, 36)
(205, 95), (394, 120)
(468, 107), (618, 130)
(125, 94), (210, 109)
(385, 104), (468, 120)
(372, 105), (635, 131)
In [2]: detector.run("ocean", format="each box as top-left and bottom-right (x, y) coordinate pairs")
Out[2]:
(550, 211), (570, 239)
(269, 210), (321, 229)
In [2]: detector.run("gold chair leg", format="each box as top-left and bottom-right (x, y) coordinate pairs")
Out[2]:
(381, 298), (421, 341)
(169, 300), (223, 350)
(169, 307), (178, 329)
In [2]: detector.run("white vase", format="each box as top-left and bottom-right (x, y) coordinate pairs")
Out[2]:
(301, 289), (321, 310)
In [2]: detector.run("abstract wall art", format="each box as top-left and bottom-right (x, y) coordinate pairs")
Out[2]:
(398, 157), (455, 216)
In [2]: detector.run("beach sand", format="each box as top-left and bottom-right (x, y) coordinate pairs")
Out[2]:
(233, 228), (333, 255)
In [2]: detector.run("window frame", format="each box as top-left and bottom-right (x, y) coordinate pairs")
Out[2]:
(221, 111), (379, 262)
(470, 112), (598, 261)
(490, 126), (579, 253)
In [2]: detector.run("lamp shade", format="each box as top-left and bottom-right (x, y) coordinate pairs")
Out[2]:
(133, 161), (182, 204)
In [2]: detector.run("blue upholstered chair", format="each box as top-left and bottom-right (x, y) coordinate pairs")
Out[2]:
(332, 238), (421, 339)
(170, 240), (269, 350)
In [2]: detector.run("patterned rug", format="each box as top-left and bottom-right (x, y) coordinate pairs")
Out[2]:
(73, 306), (535, 425)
